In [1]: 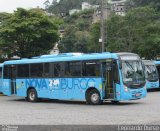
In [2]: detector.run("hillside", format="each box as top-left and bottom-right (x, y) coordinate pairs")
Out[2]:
(46, 0), (98, 15)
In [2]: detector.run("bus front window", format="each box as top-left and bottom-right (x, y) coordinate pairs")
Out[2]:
(145, 65), (159, 81)
(122, 61), (145, 88)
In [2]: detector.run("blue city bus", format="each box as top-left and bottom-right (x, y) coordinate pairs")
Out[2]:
(0, 63), (3, 93)
(2, 52), (147, 105)
(142, 60), (159, 89)
(154, 61), (160, 86)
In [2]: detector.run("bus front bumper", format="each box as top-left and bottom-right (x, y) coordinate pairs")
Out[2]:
(117, 88), (147, 101)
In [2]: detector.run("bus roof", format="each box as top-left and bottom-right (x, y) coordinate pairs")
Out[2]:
(154, 60), (160, 65)
(142, 60), (155, 66)
(3, 52), (140, 65)
(116, 52), (139, 56)
(116, 52), (140, 60)
(3, 52), (118, 65)
(0, 63), (3, 67)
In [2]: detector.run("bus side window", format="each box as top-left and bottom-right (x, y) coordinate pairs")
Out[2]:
(95, 62), (101, 76)
(30, 63), (43, 78)
(0, 67), (2, 78)
(86, 61), (96, 76)
(82, 61), (100, 77)
(44, 63), (50, 77)
(70, 61), (81, 76)
(64, 62), (71, 77)
(54, 63), (61, 77)
(17, 64), (29, 78)
(64, 62), (82, 77)
(82, 62), (86, 76)
(4, 66), (10, 79)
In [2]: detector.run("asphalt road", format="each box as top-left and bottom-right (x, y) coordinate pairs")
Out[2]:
(0, 90), (160, 125)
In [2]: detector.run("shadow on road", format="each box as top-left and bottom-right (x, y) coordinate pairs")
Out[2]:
(8, 97), (142, 106)
(147, 88), (160, 92)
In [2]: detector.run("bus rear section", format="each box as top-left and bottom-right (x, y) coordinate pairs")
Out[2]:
(2, 52), (147, 105)
(143, 60), (159, 89)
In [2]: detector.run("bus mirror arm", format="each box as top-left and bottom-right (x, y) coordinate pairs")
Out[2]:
(119, 60), (122, 69)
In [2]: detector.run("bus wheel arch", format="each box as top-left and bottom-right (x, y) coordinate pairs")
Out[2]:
(85, 87), (102, 105)
(27, 87), (39, 102)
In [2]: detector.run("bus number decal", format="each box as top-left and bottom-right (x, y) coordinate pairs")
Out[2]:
(49, 79), (59, 87)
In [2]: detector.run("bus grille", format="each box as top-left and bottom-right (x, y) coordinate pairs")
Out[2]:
(131, 91), (142, 98)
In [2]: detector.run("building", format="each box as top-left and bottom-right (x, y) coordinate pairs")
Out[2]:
(109, 0), (127, 16)
(49, 43), (59, 54)
(69, 9), (81, 15)
(82, 2), (92, 10)
(82, 2), (99, 10)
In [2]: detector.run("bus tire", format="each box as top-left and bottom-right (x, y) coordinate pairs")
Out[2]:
(86, 89), (102, 105)
(27, 89), (38, 102)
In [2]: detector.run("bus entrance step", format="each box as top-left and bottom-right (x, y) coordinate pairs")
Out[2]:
(103, 99), (114, 101)
(106, 93), (115, 99)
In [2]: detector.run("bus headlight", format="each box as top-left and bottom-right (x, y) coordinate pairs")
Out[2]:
(124, 85), (129, 92)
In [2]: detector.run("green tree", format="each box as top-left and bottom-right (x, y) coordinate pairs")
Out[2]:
(47, 0), (83, 15)
(106, 6), (160, 59)
(59, 9), (94, 53)
(0, 12), (11, 24)
(47, 0), (98, 16)
(59, 25), (78, 52)
(88, 22), (101, 52)
(127, 0), (160, 11)
(0, 8), (60, 58)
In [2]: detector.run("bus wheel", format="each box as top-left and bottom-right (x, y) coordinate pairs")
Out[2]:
(87, 89), (102, 105)
(27, 89), (38, 102)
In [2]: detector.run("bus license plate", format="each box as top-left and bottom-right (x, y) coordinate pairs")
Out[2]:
(135, 93), (140, 97)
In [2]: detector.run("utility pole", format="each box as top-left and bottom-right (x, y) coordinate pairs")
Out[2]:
(100, 0), (105, 52)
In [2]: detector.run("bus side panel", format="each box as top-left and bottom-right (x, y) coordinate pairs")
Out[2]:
(49, 78), (103, 101)
(16, 78), (62, 99)
(16, 79), (28, 97)
(47, 78), (103, 101)
(0, 78), (2, 93)
(58, 78), (71, 100)
(16, 78), (103, 101)
(2, 79), (11, 96)
(115, 83), (121, 101)
(16, 78), (54, 98)
(71, 78), (103, 100)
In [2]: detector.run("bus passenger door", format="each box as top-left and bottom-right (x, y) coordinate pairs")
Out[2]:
(102, 60), (119, 99)
(10, 65), (17, 95)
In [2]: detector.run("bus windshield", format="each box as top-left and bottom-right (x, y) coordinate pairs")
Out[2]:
(145, 65), (159, 81)
(122, 61), (145, 87)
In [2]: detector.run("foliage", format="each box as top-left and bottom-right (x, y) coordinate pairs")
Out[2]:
(88, 22), (100, 52)
(48, 0), (160, 59)
(106, 6), (160, 59)
(46, 0), (98, 15)
(0, 8), (60, 58)
(47, 0), (83, 15)
(59, 9), (96, 53)
(127, 0), (160, 11)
